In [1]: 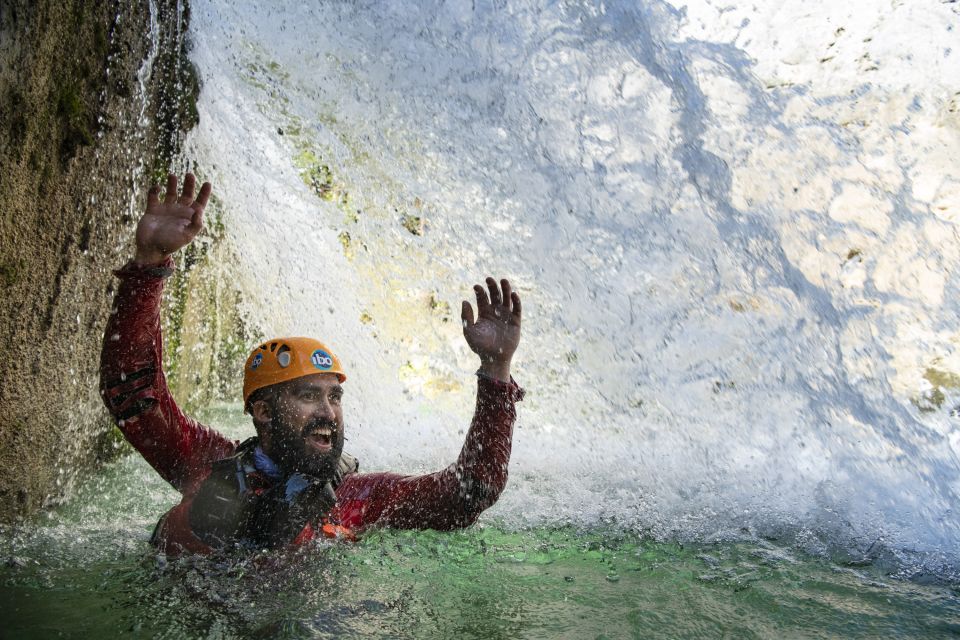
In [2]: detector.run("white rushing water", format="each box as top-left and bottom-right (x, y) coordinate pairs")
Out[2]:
(180, 0), (960, 563)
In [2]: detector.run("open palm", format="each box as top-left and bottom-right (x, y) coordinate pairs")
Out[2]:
(461, 277), (522, 367)
(134, 173), (212, 265)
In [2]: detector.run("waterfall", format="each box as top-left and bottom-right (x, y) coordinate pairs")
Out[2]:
(181, 0), (960, 564)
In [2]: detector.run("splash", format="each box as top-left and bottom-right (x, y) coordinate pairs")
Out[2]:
(180, 0), (960, 568)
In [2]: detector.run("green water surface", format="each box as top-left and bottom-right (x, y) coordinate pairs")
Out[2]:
(1, 409), (958, 639)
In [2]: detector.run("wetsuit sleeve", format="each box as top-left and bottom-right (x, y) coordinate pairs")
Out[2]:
(98, 259), (235, 494)
(335, 375), (524, 530)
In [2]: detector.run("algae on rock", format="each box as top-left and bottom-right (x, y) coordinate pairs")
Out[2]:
(0, 0), (244, 521)
(161, 206), (253, 414)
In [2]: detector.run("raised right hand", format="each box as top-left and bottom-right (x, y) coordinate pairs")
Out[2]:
(133, 173), (212, 265)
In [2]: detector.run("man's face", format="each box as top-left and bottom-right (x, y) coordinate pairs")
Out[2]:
(261, 373), (345, 479)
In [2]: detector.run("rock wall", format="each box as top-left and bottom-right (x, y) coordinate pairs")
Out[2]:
(0, 0), (217, 521)
(160, 206), (251, 414)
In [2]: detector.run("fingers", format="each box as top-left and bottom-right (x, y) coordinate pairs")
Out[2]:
(180, 173), (196, 204)
(500, 278), (512, 309)
(177, 173), (207, 231)
(460, 300), (474, 330)
(147, 185), (161, 209)
(163, 174), (177, 204)
(486, 276), (502, 306)
(188, 206), (204, 232)
(157, 172), (212, 215)
(472, 276), (522, 326)
(196, 181), (212, 209)
(473, 283), (490, 313)
(500, 277), (522, 326)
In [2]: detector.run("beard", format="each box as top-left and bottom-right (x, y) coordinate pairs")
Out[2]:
(268, 414), (345, 480)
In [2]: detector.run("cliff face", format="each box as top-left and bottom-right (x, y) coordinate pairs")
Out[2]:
(0, 0), (201, 521)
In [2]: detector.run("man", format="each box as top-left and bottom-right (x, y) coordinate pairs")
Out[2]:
(99, 173), (524, 554)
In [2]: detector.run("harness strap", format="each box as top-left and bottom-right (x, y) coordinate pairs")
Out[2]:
(189, 438), (359, 549)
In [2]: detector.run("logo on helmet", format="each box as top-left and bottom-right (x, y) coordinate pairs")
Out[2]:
(311, 349), (334, 370)
(250, 353), (263, 370)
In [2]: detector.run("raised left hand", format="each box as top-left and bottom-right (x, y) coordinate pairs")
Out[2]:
(461, 277), (522, 381)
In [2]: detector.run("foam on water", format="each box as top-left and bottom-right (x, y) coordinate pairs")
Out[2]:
(181, 0), (960, 567)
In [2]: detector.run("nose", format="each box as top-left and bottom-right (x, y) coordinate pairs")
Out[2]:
(312, 396), (336, 422)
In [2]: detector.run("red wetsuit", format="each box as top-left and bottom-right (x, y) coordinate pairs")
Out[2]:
(99, 260), (523, 555)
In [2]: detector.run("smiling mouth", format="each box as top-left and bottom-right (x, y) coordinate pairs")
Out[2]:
(305, 426), (334, 452)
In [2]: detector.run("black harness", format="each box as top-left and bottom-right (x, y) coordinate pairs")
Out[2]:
(183, 438), (358, 550)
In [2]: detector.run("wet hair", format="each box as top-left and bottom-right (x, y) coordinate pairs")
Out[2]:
(246, 385), (278, 419)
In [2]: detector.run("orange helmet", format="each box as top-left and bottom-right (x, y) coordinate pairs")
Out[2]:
(242, 337), (346, 406)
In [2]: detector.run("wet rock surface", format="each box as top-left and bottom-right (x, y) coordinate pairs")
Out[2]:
(0, 0), (199, 521)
